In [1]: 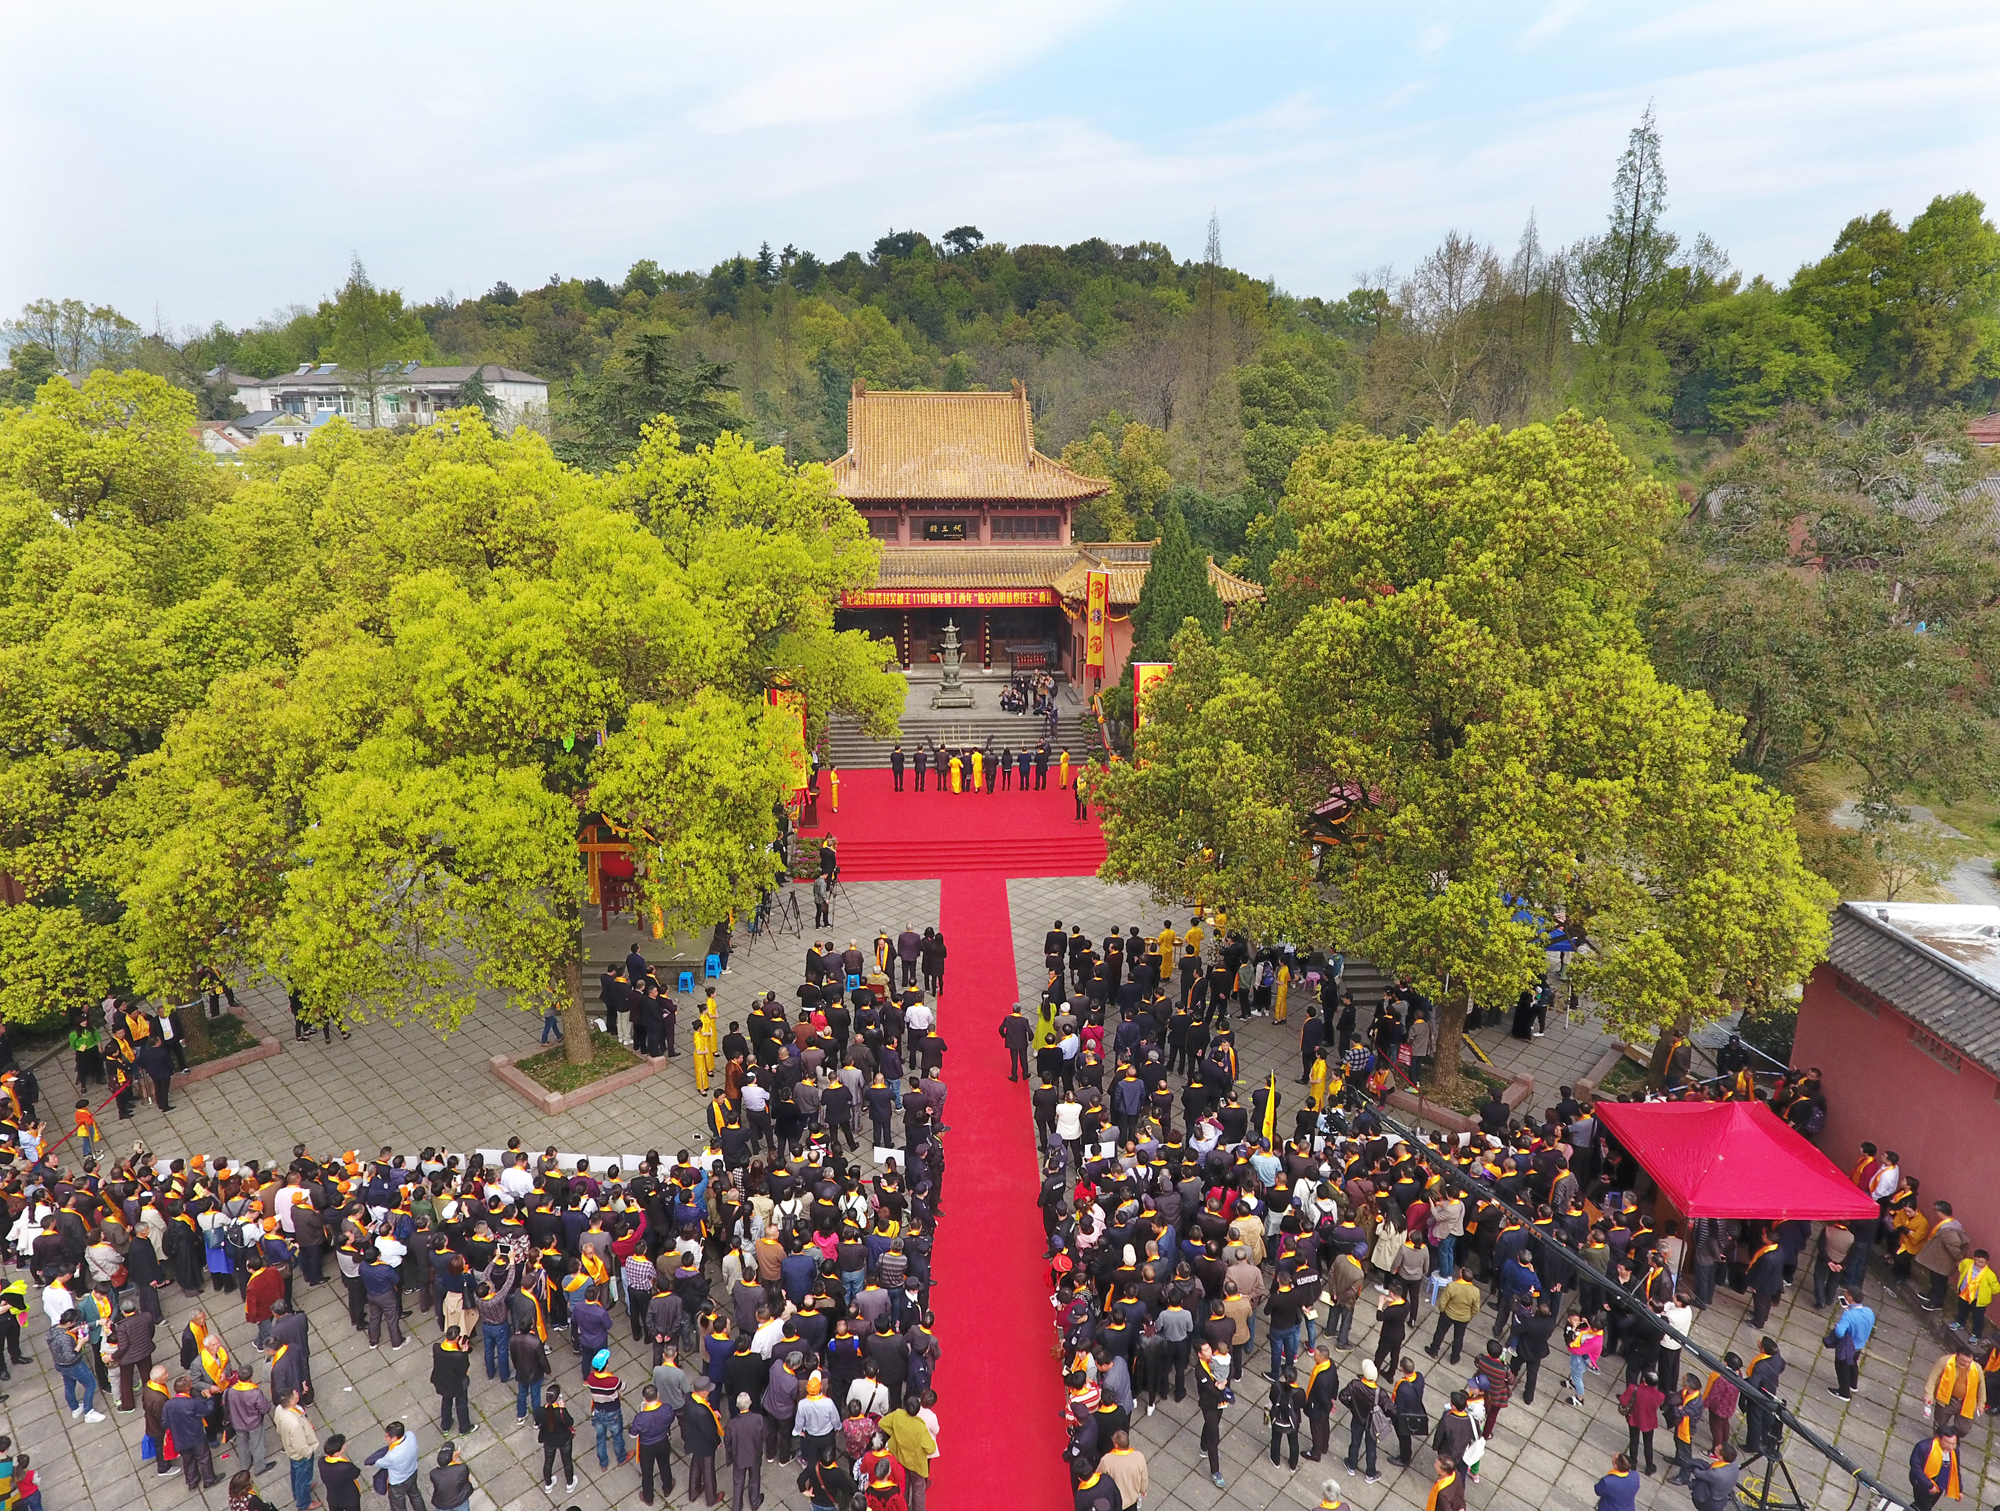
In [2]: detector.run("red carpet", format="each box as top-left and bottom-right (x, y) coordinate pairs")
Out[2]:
(802, 766), (1106, 881)
(928, 870), (1070, 1511)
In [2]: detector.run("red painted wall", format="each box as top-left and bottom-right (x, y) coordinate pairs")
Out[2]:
(1794, 965), (2000, 1253)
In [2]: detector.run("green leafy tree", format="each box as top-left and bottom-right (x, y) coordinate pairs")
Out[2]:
(1128, 495), (1223, 664)
(1659, 282), (1848, 432)
(1061, 420), (1174, 542)
(558, 330), (734, 472)
(0, 343), (60, 406)
(115, 414), (900, 1065)
(1648, 406), (2000, 841)
(1093, 417), (1834, 1098)
(452, 364), (502, 421)
(1786, 193), (2000, 410)
(328, 258), (432, 427)
(0, 372), (286, 1027)
(3, 299), (140, 374)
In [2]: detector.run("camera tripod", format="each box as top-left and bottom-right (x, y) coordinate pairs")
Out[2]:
(1738, 1426), (1809, 1511)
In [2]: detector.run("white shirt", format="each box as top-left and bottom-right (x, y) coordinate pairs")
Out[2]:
(274, 1186), (302, 1234)
(751, 1315), (789, 1358)
(375, 1235), (408, 1266)
(1054, 1101), (1083, 1140)
(42, 1280), (73, 1327)
(905, 1004), (935, 1033)
(1660, 1301), (1693, 1350)
(847, 1378), (890, 1417)
(1870, 1165), (1900, 1200)
(499, 1164), (535, 1203)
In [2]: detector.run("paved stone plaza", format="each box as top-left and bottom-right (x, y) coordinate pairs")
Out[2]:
(3, 870), (1984, 1511)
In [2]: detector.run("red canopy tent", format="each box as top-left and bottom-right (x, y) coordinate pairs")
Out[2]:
(1592, 1100), (1879, 1222)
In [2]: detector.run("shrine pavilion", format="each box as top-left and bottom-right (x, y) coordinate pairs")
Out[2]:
(830, 380), (1260, 686)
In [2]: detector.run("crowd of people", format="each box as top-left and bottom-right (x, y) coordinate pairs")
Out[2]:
(1020, 917), (1988, 1511)
(0, 921), (969, 1511)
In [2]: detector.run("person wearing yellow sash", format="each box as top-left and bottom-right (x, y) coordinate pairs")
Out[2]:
(1427, 1454), (1466, 1511)
(947, 754), (962, 794)
(1664, 1373), (1705, 1484)
(1954, 1250), (2000, 1337)
(1911, 1428), (1962, 1508)
(1923, 1347), (1986, 1429)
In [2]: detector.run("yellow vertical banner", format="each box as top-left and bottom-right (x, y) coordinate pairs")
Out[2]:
(766, 688), (808, 793)
(1084, 569), (1109, 672)
(1131, 661), (1172, 732)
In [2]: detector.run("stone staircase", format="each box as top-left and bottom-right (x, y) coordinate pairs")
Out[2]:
(824, 706), (1098, 769)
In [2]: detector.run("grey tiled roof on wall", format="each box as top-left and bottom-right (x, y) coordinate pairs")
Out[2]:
(1827, 902), (2000, 1077)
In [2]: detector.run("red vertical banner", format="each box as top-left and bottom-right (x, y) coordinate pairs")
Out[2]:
(1131, 661), (1172, 732)
(766, 688), (808, 794)
(1084, 569), (1109, 673)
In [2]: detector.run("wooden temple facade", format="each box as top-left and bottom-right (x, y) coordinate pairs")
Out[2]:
(830, 380), (1259, 685)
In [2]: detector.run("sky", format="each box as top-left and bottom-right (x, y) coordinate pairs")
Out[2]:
(2, 1), (1997, 332)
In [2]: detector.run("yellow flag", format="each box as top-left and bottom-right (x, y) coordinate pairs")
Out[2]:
(1261, 1071), (1277, 1142)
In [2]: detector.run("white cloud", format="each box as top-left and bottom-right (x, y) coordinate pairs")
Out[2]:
(1523, 0), (1590, 45)
(0, 2), (1996, 327)
(1417, 23), (1453, 54)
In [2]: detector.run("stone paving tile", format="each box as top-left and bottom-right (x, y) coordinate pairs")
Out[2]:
(12, 869), (1986, 1511)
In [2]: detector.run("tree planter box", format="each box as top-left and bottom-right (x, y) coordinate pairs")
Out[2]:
(173, 1015), (283, 1088)
(1574, 1043), (1636, 1104)
(489, 1047), (670, 1116)
(1385, 1072), (1535, 1136)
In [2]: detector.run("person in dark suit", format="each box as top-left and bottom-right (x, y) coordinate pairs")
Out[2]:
(912, 746), (927, 792)
(997, 746), (1012, 790)
(890, 744), (905, 791)
(599, 969), (625, 1043)
(625, 944), (648, 983)
(137, 1038), (174, 1112)
(1034, 742), (1050, 790)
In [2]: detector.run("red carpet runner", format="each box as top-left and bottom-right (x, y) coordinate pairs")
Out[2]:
(800, 767), (1106, 881)
(928, 870), (1069, 1510)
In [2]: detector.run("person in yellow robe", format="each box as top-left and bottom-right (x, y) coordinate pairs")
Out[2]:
(948, 754), (963, 793)
(692, 1003), (717, 1092)
(971, 749), (984, 792)
(1058, 749), (1071, 787)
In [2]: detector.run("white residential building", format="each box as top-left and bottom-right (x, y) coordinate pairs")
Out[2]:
(214, 361), (548, 429)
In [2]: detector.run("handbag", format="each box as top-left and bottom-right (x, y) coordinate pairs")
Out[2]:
(1398, 1408), (1432, 1437)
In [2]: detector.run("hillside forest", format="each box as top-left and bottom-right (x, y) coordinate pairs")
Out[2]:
(5, 108), (2000, 906)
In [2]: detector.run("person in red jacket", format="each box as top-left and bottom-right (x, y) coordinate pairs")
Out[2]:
(243, 1258), (288, 1353)
(1617, 1370), (1665, 1475)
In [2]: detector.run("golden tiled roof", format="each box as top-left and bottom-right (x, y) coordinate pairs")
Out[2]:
(1207, 559), (1265, 605)
(829, 380), (1112, 503)
(853, 540), (1266, 609)
(1047, 548), (1263, 608)
(872, 546), (1082, 590)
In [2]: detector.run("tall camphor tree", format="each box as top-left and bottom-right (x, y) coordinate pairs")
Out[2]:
(1091, 416), (1834, 1099)
(0, 370), (277, 1044)
(126, 414), (899, 1065)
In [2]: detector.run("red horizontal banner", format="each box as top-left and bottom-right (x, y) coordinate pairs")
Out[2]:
(842, 589), (1061, 608)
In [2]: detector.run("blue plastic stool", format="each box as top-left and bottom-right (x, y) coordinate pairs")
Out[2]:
(704, 954), (721, 980)
(677, 970), (694, 993)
